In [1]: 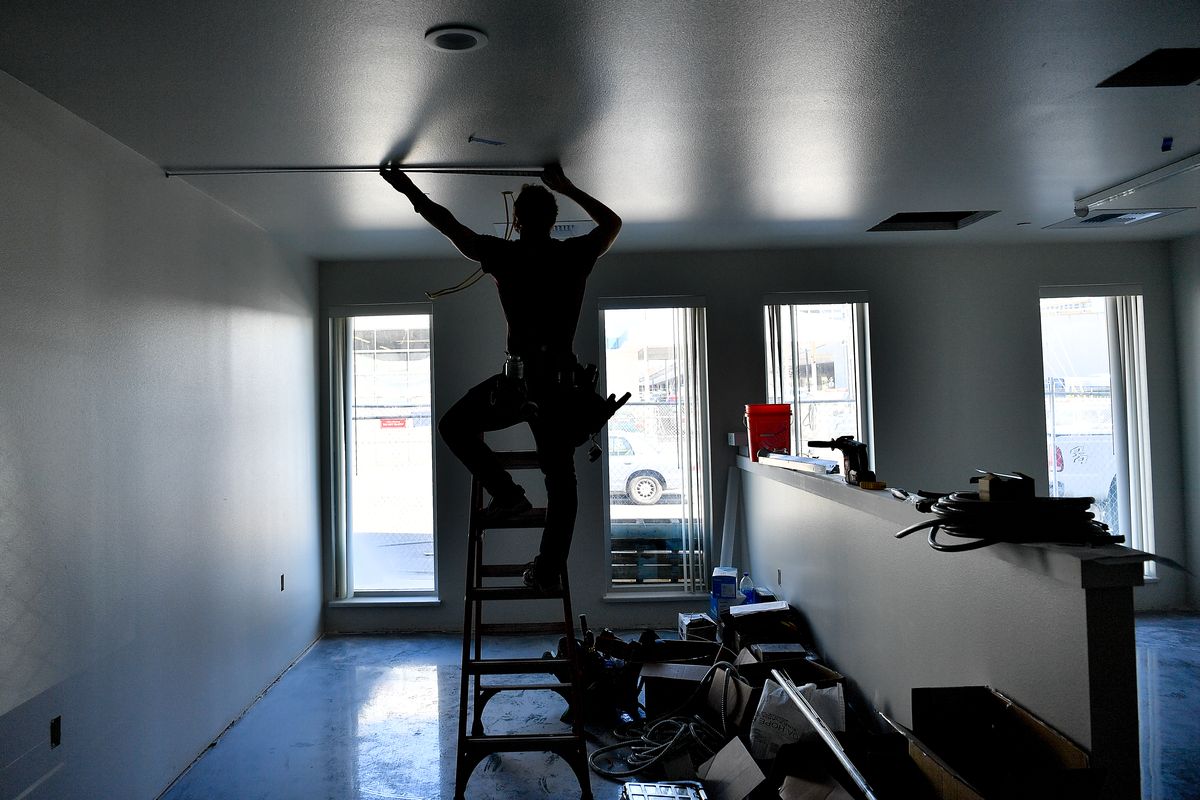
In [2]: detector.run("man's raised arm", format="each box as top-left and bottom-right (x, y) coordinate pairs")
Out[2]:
(380, 165), (491, 262)
(541, 164), (622, 255)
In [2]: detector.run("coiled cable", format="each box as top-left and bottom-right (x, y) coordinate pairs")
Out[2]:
(587, 660), (749, 779)
(895, 491), (1122, 552)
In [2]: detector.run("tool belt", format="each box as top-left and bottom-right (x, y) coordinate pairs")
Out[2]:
(503, 351), (587, 389)
(493, 351), (628, 453)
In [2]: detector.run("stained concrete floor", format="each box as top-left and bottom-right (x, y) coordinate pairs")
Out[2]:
(1136, 612), (1200, 800)
(159, 614), (1199, 800)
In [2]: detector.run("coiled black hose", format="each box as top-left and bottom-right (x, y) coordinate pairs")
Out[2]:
(894, 491), (1123, 552)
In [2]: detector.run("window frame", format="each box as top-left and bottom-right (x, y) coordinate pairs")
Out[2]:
(598, 296), (712, 596)
(1039, 284), (1156, 573)
(326, 302), (437, 599)
(763, 291), (874, 463)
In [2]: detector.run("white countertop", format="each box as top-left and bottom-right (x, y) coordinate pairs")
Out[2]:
(738, 455), (1148, 589)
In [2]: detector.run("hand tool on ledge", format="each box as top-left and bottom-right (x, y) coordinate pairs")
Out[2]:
(807, 436), (885, 488)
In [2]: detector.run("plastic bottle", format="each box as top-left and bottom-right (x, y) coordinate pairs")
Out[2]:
(739, 572), (755, 604)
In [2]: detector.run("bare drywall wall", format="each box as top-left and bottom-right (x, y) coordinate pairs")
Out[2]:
(0, 70), (322, 799)
(321, 233), (1188, 627)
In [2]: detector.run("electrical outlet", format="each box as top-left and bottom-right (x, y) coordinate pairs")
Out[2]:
(50, 716), (61, 749)
(280, 574), (285, 592)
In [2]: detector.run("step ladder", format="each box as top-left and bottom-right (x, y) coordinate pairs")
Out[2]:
(454, 449), (593, 800)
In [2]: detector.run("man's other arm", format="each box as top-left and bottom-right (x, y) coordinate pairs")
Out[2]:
(379, 165), (495, 262)
(541, 164), (622, 256)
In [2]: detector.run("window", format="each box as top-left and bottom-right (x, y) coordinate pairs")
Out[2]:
(330, 310), (436, 596)
(601, 300), (710, 592)
(1040, 290), (1155, 569)
(764, 294), (872, 458)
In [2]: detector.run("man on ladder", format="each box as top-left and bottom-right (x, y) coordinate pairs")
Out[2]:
(380, 163), (622, 592)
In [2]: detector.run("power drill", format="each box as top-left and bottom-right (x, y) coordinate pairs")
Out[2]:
(807, 436), (876, 486)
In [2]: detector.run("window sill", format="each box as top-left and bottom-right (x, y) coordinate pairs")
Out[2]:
(328, 596), (442, 608)
(602, 591), (708, 603)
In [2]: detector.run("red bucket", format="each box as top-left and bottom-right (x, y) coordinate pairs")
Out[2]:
(745, 404), (791, 461)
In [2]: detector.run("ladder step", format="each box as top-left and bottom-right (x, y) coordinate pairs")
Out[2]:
(466, 657), (569, 675)
(469, 586), (562, 600)
(493, 451), (542, 470)
(477, 621), (570, 636)
(462, 733), (582, 752)
(479, 682), (571, 694)
(477, 563), (531, 578)
(473, 509), (548, 529)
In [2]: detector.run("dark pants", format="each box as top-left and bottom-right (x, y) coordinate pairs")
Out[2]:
(438, 373), (578, 566)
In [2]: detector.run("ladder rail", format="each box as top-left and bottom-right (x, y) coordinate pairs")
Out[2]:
(454, 450), (593, 800)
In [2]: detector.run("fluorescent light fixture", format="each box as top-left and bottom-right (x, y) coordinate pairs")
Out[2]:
(1046, 208), (1189, 229)
(1074, 152), (1200, 217)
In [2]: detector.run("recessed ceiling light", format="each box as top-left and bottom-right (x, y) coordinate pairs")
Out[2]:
(425, 25), (488, 52)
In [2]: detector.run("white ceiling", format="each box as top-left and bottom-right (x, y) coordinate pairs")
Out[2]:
(1, 1), (1197, 259)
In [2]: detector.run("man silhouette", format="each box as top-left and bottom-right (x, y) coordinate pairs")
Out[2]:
(380, 163), (621, 591)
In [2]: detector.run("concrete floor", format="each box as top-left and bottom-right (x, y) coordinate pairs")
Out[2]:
(1137, 612), (1200, 800)
(158, 614), (1200, 800)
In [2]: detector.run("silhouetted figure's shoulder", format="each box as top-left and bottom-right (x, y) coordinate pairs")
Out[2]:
(479, 233), (609, 280)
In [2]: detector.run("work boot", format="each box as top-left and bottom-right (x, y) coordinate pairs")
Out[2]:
(522, 556), (563, 593)
(481, 490), (532, 522)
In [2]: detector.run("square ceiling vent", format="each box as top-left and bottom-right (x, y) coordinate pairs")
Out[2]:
(1044, 208), (1190, 229)
(1097, 48), (1200, 87)
(492, 219), (597, 239)
(868, 210), (998, 232)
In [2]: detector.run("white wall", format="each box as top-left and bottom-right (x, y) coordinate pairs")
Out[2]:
(322, 233), (1190, 629)
(1171, 233), (1200, 607)
(0, 71), (322, 799)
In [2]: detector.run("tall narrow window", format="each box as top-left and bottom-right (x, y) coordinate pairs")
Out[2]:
(764, 294), (872, 458)
(601, 301), (710, 593)
(331, 311), (436, 595)
(1040, 291), (1155, 569)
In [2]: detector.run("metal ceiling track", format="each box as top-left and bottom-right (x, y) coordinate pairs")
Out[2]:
(1074, 151), (1200, 217)
(162, 164), (545, 178)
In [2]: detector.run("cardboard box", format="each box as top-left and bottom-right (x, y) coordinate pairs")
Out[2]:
(640, 648), (843, 732)
(679, 612), (717, 642)
(719, 602), (814, 653)
(881, 686), (1101, 799)
(696, 736), (766, 800)
(778, 774), (855, 800)
(750, 643), (811, 662)
(711, 594), (737, 623)
(712, 566), (738, 601)
(737, 656), (843, 691)
(705, 661), (760, 733)
(710, 568), (740, 630)
(640, 662), (712, 719)
(640, 651), (761, 725)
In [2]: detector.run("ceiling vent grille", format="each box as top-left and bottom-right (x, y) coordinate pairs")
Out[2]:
(1045, 208), (1190, 229)
(868, 210), (998, 232)
(492, 219), (597, 239)
(1097, 48), (1200, 87)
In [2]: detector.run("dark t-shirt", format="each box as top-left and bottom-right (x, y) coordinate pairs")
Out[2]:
(477, 233), (605, 358)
